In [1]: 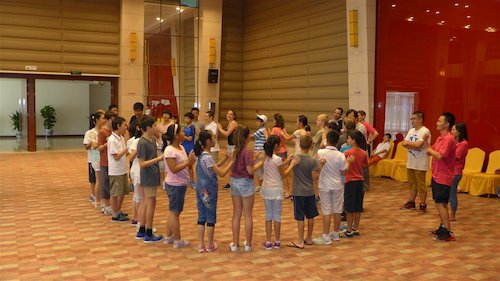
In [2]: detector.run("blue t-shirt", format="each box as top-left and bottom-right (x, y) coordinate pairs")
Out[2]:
(182, 125), (196, 154)
(339, 145), (352, 183)
(253, 127), (266, 152)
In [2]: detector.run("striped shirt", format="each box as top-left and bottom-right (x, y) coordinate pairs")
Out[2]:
(254, 127), (266, 152)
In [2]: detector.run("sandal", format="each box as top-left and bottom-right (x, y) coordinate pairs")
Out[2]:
(286, 241), (304, 249)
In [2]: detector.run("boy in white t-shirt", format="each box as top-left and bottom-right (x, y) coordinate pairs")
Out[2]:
(108, 116), (130, 222)
(83, 119), (98, 205)
(368, 133), (392, 166)
(313, 130), (346, 244)
(127, 123), (142, 226)
(401, 111), (431, 213)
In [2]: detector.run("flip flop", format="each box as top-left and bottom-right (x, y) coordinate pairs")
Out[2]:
(286, 241), (304, 249)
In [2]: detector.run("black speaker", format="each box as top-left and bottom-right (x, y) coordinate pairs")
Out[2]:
(208, 69), (219, 83)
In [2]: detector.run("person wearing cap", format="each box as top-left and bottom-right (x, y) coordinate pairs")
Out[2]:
(251, 114), (269, 192)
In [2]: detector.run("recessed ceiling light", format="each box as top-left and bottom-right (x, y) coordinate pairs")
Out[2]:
(454, 3), (459, 6)
(156, 17), (161, 21)
(466, 15), (471, 19)
(464, 24), (471, 29)
(485, 26), (497, 33)
(426, 9), (430, 13)
(407, 16), (414, 22)
(391, 4), (396, 8)
(464, 5), (469, 8)
(435, 11), (440, 14)
(450, 38), (454, 41)
(438, 20), (445, 25)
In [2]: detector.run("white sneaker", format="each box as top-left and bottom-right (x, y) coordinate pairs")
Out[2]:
(329, 231), (340, 241)
(103, 207), (113, 216)
(243, 241), (252, 252)
(163, 235), (174, 244)
(229, 242), (239, 252)
(313, 233), (332, 245)
(173, 240), (190, 248)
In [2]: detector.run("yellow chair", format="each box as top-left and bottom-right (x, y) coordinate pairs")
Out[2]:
(377, 142), (407, 178)
(457, 148), (486, 192)
(469, 150), (500, 196)
(369, 141), (394, 177)
(394, 162), (408, 182)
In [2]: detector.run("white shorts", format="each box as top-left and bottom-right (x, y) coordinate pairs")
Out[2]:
(130, 170), (140, 186)
(319, 188), (344, 215)
(91, 161), (100, 172)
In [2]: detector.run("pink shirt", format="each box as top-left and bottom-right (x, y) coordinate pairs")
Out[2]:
(431, 132), (456, 186)
(454, 140), (469, 175)
(361, 120), (376, 136)
(231, 147), (254, 179)
(270, 127), (287, 154)
(163, 145), (190, 186)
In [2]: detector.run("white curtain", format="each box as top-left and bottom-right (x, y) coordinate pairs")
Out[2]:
(384, 92), (415, 135)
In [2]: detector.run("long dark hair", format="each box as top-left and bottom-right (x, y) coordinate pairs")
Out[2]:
(89, 111), (103, 130)
(298, 114), (311, 131)
(455, 123), (468, 142)
(273, 113), (285, 129)
(263, 135), (280, 157)
(233, 125), (250, 156)
(194, 130), (212, 157)
(348, 129), (367, 150)
(162, 123), (180, 152)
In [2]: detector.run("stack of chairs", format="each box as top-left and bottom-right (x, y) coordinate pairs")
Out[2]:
(469, 150), (500, 196)
(457, 148), (486, 193)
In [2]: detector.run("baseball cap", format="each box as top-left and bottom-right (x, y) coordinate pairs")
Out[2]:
(256, 114), (268, 123)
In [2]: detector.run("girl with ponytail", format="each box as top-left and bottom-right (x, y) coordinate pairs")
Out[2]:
(193, 130), (234, 253)
(260, 135), (301, 250)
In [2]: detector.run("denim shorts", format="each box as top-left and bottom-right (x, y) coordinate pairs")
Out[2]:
(196, 185), (218, 225)
(230, 177), (255, 197)
(264, 199), (282, 222)
(100, 166), (110, 200)
(164, 183), (187, 212)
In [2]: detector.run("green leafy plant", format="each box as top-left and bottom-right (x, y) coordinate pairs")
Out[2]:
(9, 111), (22, 132)
(40, 105), (57, 130)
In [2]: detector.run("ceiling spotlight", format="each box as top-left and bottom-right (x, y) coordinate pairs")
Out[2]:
(454, 3), (459, 6)
(176, 7), (180, 10)
(485, 26), (497, 33)
(464, 5), (469, 8)
(156, 17), (161, 21)
(464, 24), (471, 29)
(435, 11), (440, 14)
(391, 4), (396, 8)
(160, 19), (164, 23)
(438, 20), (445, 25)
(407, 16), (414, 22)
(466, 15), (471, 19)
(450, 38), (454, 41)
(426, 9), (430, 13)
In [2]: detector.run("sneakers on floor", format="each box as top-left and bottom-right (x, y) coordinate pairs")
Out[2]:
(419, 203), (427, 213)
(400, 201), (416, 210)
(429, 225), (447, 236)
(339, 229), (354, 238)
(102, 207), (113, 216)
(144, 234), (164, 244)
(163, 235), (174, 245)
(261, 241), (273, 250)
(433, 229), (456, 242)
(111, 213), (129, 222)
(352, 229), (360, 236)
(329, 231), (340, 241)
(229, 242), (239, 252)
(313, 234), (332, 245)
(88, 194), (95, 203)
(173, 240), (190, 248)
(273, 241), (281, 249)
(130, 220), (138, 226)
(206, 242), (218, 252)
(135, 231), (145, 240)
(243, 241), (252, 252)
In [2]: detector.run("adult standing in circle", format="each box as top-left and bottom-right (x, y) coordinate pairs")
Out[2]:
(449, 123), (468, 221)
(218, 109), (239, 189)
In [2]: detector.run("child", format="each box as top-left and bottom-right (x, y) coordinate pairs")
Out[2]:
(98, 111), (117, 216)
(368, 133), (392, 166)
(251, 114), (269, 192)
(127, 121), (142, 226)
(182, 112), (196, 188)
(313, 130), (346, 244)
(83, 112), (100, 206)
(260, 135), (300, 250)
(136, 116), (164, 243)
(193, 130), (234, 253)
(426, 112), (457, 241)
(341, 130), (368, 238)
(163, 124), (196, 248)
(90, 111), (106, 209)
(312, 114), (329, 155)
(282, 115), (310, 155)
(107, 116), (130, 222)
(287, 135), (320, 249)
(229, 125), (264, 252)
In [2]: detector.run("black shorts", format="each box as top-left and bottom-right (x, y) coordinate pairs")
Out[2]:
(88, 163), (96, 184)
(431, 179), (450, 204)
(344, 180), (364, 213)
(100, 166), (110, 200)
(293, 195), (319, 221)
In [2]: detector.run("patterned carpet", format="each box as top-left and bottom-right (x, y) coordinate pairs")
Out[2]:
(0, 152), (498, 281)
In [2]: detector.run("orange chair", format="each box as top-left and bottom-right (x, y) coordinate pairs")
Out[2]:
(457, 148), (486, 192)
(377, 142), (407, 178)
(469, 150), (500, 196)
(369, 141), (394, 177)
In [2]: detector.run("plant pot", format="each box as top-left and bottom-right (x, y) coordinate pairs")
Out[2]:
(15, 130), (22, 138)
(45, 129), (53, 137)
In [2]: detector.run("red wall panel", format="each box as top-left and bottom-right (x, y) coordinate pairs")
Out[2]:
(375, 0), (500, 157)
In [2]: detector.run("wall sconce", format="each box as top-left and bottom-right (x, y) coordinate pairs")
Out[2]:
(130, 32), (137, 61)
(349, 10), (358, 47)
(209, 38), (216, 64)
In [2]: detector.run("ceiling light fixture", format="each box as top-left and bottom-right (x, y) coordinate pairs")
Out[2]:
(464, 5), (469, 8)
(435, 11), (440, 14)
(407, 16), (414, 22)
(391, 4), (396, 8)
(454, 3), (459, 6)
(438, 20), (445, 25)
(156, 17), (161, 21)
(426, 9), (430, 13)
(466, 15), (471, 19)
(176, 7), (180, 10)
(464, 24), (471, 29)
(485, 26), (497, 33)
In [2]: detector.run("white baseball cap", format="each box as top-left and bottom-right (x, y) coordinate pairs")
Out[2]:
(256, 114), (268, 123)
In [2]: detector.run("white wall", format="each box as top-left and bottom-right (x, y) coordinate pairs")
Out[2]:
(89, 82), (111, 115)
(0, 78), (26, 136)
(35, 80), (90, 136)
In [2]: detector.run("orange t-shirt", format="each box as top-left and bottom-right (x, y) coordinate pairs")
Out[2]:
(270, 127), (287, 154)
(98, 127), (112, 167)
(344, 147), (368, 184)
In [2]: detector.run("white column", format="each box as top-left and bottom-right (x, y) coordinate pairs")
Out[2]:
(197, 0), (222, 119)
(119, 0), (145, 119)
(346, 0), (376, 122)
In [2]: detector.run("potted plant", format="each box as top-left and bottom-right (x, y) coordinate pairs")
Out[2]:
(40, 105), (57, 137)
(9, 111), (22, 138)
